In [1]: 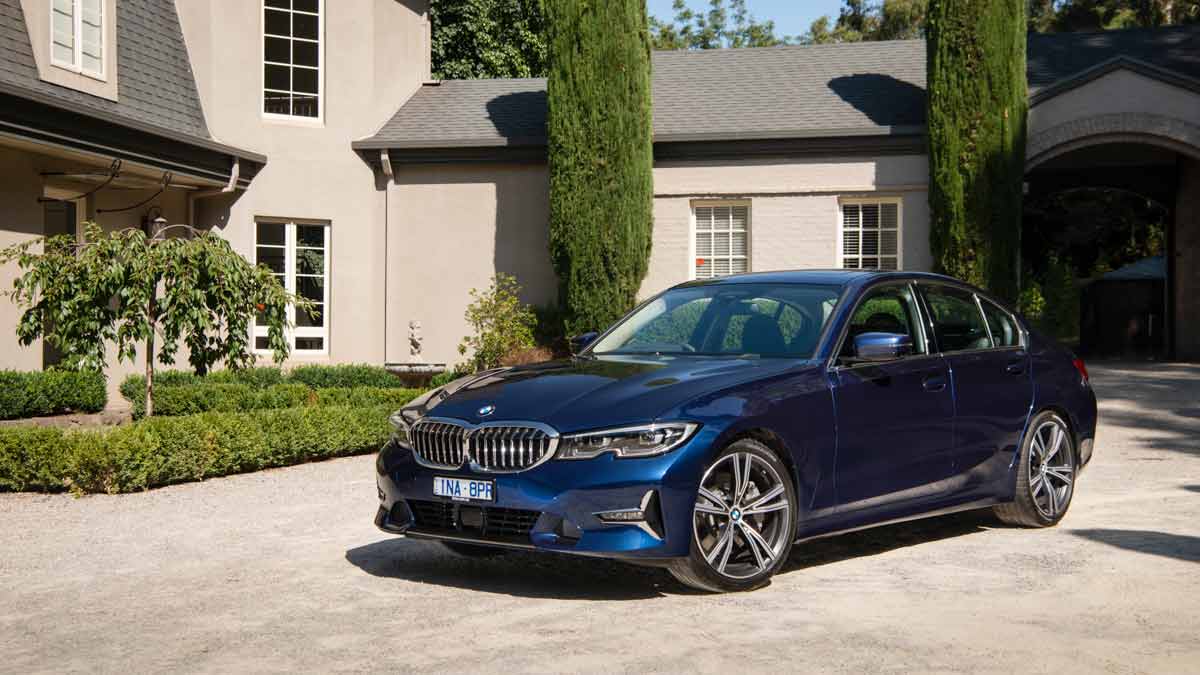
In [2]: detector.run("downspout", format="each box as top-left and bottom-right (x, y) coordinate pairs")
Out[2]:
(187, 157), (241, 227)
(381, 149), (393, 364)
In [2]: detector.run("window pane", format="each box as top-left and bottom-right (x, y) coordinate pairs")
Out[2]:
(293, 0), (319, 12)
(265, 64), (290, 91)
(695, 207), (712, 231)
(292, 95), (319, 117)
(921, 285), (992, 353)
(265, 0), (290, 8)
(731, 231), (747, 256)
(255, 336), (270, 350)
(861, 230), (879, 256)
(264, 91), (290, 115)
(881, 203), (899, 229)
(293, 67), (318, 95)
(714, 232), (730, 256)
(52, 0), (74, 62)
(297, 303), (324, 328)
(843, 230), (859, 257)
(296, 248), (324, 275)
(880, 229), (898, 256)
(256, 221), (285, 246)
(264, 36), (290, 63)
(298, 276), (324, 303)
(265, 9), (291, 36)
(296, 224), (325, 248)
(296, 337), (324, 351)
(842, 204), (859, 228)
(293, 12), (319, 40)
(293, 40), (318, 67)
(256, 247), (285, 273)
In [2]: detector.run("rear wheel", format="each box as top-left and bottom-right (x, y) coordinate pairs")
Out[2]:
(668, 439), (797, 593)
(440, 541), (508, 558)
(993, 411), (1077, 527)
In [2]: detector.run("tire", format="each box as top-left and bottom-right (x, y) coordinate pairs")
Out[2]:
(668, 438), (798, 593)
(440, 541), (508, 558)
(993, 410), (1078, 528)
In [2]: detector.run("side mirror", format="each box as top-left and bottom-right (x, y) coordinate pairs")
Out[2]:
(569, 332), (599, 355)
(852, 332), (913, 362)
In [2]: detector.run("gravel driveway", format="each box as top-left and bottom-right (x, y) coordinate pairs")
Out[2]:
(2, 363), (1198, 674)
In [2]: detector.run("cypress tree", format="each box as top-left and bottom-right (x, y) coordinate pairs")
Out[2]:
(926, 0), (1027, 301)
(546, 0), (654, 334)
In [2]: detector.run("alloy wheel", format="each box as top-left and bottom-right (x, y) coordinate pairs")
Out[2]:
(1028, 418), (1075, 519)
(692, 451), (792, 580)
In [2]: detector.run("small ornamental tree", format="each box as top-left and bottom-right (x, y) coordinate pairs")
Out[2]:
(458, 274), (537, 371)
(1, 222), (304, 416)
(926, 0), (1027, 302)
(546, 0), (654, 334)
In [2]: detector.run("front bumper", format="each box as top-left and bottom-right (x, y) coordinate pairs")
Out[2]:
(373, 431), (716, 559)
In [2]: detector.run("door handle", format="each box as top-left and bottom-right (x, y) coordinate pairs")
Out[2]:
(922, 374), (947, 392)
(1005, 362), (1026, 375)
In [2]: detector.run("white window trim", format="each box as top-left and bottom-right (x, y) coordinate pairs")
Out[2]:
(837, 196), (904, 271)
(49, 0), (105, 81)
(689, 199), (751, 280)
(261, 0), (325, 124)
(253, 218), (330, 356)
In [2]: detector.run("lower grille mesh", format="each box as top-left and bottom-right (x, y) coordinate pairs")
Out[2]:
(406, 499), (541, 542)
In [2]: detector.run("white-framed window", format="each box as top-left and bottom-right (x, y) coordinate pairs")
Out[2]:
(839, 198), (902, 270)
(692, 201), (750, 279)
(262, 0), (322, 120)
(254, 219), (329, 354)
(50, 0), (104, 79)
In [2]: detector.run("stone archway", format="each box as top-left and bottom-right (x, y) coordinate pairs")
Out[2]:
(1027, 112), (1200, 170)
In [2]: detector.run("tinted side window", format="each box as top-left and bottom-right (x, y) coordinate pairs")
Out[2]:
(840, 285), (927, 358)
(981, 299), (1020, 347)
(920, 285), (991, 353)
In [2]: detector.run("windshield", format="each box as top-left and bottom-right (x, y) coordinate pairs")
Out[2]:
(590, 282), (844, 358)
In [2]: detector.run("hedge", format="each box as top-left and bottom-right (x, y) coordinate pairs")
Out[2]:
(0, 404), (393, 494)
(123, 382), (421, 418)
(286, 364), (405, 389)
(0, 370), (106, 420)
(120, 364), (407, 406)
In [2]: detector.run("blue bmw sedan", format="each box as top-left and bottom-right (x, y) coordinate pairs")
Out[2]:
(375, 270), (1097, 592)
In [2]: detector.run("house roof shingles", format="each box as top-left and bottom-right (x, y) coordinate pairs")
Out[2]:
(358, 25), (1200, 152)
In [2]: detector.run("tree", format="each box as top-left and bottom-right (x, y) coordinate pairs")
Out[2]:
(650, 0), (790, 49)
(430, 0), (548, 79)
(1029, 0), (1199, 32)
(800, 0), (928, 44)
(546, 0), (654, 334)
(458, 274), (537, 371)
(926, 0), (1028, 301)
(1, 222), (301, 416)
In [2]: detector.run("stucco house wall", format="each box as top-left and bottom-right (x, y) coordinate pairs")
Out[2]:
(385, 154), (931, 366)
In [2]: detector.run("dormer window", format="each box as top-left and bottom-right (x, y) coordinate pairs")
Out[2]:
(263, 0), (323, 120)
(51, 0), (104, 79)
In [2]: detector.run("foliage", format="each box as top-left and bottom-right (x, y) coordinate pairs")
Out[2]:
(286, 364), (406, 389)
(0, 370), (106, 420)
(0, 223), (302, 416)
(0, 404), (392, 494)
(123, 383), (420, 419)
(926, 0), (1027, 303)
(650, 0), (791, 49)
(1017, 282), (1047, 322)
(800, 0), (928, 44)
(1039, 256), (1080, 340)
(429, 365), (475, 389)
(547, 0), (655, 336)
(430, 0), (548, 79)
(458, 274), (537, 371)
(1030, 0), (1200, 32)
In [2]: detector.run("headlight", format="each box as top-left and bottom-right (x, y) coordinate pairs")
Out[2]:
(388, 409), (415, 447)
(556, 422), (699, 460)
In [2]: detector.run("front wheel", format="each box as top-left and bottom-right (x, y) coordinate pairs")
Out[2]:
(668, 439), (797, 593)
(993, 410), (1077, 527)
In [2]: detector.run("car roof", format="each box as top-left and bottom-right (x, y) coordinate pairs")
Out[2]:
(674, 269), (965, 289)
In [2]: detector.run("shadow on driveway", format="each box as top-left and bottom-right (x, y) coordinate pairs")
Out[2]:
(347, 511), (999, 598)
(1069, 528), (1200, 564)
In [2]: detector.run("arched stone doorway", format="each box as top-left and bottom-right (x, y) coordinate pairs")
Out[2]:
(1024, 115), (1200, 360)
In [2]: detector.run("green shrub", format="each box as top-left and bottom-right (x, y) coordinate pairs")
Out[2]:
(0, 370), (106, 420)
(0, 405), (393, 494)
(458, 274), (537, 371)
(206, 367), (286, 388)
(430, 366), (473, 389)
(314, 387), (423, 409)
(285, 364), (405, 389)
(125, 381), (421, 418)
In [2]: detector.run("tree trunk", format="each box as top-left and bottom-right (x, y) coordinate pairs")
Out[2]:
(144, 295), (156, 417)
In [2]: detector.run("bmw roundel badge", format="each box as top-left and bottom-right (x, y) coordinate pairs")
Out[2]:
(478, 404), (496, 417)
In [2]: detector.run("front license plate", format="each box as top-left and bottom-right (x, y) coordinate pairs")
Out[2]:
(433, 476), (494, 502)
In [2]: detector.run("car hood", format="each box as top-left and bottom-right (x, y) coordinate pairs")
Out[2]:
(413, 355), (813, 432)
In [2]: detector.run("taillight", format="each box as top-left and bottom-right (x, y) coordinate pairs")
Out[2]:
(1072, 357), (1089, 383)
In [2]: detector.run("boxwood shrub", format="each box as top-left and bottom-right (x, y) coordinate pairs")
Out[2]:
(0, 404), (393, 494)
(0, 370), (107, 420)
(286, 364), (405, 389)
(123, 381), (420, 418)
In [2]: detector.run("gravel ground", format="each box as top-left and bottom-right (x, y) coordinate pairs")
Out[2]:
(2, 363), (1198, 674)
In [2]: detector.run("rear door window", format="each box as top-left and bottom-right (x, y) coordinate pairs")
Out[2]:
(980, 298), (1021, 347)
(919, 285), (992, 353)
